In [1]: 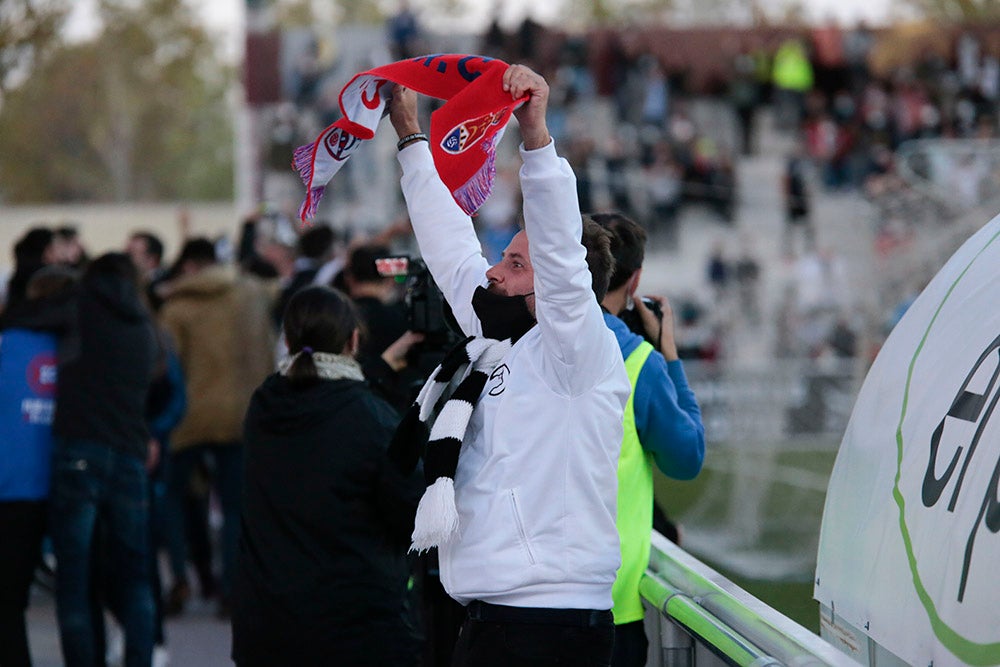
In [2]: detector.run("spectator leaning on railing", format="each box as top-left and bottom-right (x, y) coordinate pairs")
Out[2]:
(592, 212), (705, 667)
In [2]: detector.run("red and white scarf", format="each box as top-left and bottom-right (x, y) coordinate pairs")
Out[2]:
(294, 54), (526, 223)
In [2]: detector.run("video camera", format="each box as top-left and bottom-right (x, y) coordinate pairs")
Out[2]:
(375, 255), (461, 355)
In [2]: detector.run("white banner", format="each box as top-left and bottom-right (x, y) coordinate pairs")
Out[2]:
(815, 214), (1000, 666)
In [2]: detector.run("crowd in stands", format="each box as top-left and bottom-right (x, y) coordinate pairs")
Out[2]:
(267, 14), (1000, 372)
(280, 14), (1000, 239)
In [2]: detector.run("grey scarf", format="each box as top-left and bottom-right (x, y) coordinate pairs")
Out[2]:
(278, 351), (364, 381)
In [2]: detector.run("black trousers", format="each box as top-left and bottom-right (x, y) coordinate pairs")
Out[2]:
(612, 620), (649, 667)
(0, 500), (48, 667)
(451, 600), (614, 667)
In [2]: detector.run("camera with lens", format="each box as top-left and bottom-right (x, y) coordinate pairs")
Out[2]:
(620, 296), (663, 346)
(375, 256), (457, 344)
(375, 255), (462, 383)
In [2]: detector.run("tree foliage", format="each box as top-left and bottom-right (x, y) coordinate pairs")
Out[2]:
(905, 0), (1000, 20)
(0, 0), (69, 98)
(0, 0), (233, 203)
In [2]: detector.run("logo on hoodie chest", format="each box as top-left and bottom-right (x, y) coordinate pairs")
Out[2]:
(487, 364), (510, 396)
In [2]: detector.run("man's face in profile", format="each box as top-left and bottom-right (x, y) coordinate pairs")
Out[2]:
(485, 231), (533, 297)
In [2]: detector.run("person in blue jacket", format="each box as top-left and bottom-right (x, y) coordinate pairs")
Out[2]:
(592, 212), (705, 667)
(0, 265), (78, 667)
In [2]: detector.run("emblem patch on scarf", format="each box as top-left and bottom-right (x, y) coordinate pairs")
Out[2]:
(441, 109), (507, 155)
(294, 54), (527, 224)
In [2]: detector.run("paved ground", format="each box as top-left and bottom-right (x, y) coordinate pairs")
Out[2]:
(27, 586), (232, 666)
(25, 106), (882, 666)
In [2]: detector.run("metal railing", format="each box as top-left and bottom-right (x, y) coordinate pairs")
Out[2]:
(640, 532), (855, 666)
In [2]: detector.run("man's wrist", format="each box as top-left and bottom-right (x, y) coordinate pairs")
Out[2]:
(521, 130), (552, 151)
(394, 124), (422, 140)
(396, 132), (428, 151)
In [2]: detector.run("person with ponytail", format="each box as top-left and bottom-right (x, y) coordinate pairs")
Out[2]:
(231, 285), (425, 666)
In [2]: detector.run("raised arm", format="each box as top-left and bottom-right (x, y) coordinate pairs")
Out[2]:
(504, 65), (551, 150)
(509, 66), (616, 392)
(389, 86), (487, 336)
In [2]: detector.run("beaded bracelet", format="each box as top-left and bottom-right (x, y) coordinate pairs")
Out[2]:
(396, 132), (429, 151)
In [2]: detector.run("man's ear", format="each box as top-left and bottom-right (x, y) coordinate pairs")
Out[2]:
(626, 268), (642, 297)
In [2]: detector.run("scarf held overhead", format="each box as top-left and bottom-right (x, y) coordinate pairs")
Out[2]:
(294, 54), (526, 223)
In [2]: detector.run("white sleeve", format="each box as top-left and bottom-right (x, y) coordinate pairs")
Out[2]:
(397, 142), (489, 337)
(519, 139), (616, 394)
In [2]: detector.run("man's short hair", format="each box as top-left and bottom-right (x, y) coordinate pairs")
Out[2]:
(590, 212), (647, 291)
(55, 225), (79, 240)
(297, 224), (336, 260)
(176, 237), (217, 268)
(581, 216), (614, 302)
(131, 231), (164, 264)
(347, 244), (391, 284)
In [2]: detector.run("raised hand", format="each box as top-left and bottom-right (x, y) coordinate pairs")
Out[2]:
(389, 85), (421, 139)
(503, 64), (551, 150)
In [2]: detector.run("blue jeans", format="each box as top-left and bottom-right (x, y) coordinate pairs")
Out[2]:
(49, 439), (154, 667)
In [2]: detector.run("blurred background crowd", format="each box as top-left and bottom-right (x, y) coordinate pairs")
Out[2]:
(5, 0), (1000, 664)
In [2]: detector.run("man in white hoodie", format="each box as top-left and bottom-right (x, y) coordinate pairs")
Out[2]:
(389, 65), (630, 666)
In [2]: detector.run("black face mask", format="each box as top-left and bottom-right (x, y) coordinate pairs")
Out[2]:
(472, 285), (536, 341)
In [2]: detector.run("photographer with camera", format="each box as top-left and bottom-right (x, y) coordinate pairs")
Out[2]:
(342, 244), (425, 412)
(389, 65), (630, 667)
(591, 212), (705, 667)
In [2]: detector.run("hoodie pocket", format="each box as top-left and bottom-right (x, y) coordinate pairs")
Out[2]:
(508, 489), (536, 566)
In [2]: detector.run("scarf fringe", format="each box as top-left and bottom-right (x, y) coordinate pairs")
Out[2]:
(410, 477), (460, 553)
(297, 186), (326, 224)
(292, 142), (316, 186)
(293, 141), (325, 224)
(453, 139), (499, 216)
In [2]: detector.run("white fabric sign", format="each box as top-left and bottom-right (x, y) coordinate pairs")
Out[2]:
(815, 214), (1000, 666)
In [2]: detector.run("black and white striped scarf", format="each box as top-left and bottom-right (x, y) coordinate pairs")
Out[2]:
(392, 335), (511, 553)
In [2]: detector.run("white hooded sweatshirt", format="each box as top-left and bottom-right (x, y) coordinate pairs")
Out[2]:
(398, 139), (629, 610)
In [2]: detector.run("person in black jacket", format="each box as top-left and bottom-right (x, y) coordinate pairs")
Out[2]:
(47, 252), (158, 667)
(232, 285), (425, 667)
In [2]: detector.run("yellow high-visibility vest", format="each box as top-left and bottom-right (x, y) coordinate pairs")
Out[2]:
(611, 340), (655, 624)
